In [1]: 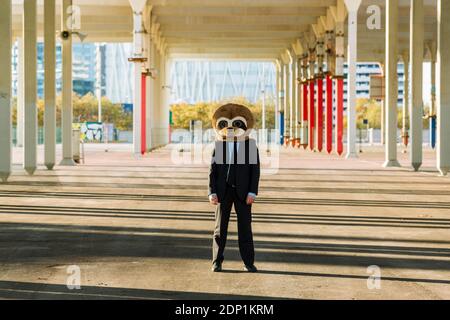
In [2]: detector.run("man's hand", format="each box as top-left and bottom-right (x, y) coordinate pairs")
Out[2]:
(246, 193), (256, 205)
(209, 194), (219, 205)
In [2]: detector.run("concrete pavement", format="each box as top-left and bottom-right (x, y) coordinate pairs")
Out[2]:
(0, 144), (449, 299)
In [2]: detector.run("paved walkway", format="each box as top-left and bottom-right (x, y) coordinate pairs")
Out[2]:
(0, 144), (449, 299)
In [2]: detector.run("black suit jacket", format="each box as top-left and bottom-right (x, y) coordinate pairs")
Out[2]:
(208, 139), (260, 202)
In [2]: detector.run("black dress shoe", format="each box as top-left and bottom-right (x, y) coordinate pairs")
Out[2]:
(211, 262), (222, 272)
(244, 264), (257, 272)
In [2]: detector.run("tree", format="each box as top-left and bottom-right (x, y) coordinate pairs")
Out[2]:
(170, 97), (276, 130)
(12, 93), (132, 130)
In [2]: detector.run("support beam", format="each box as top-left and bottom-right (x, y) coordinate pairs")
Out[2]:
(313, 22), (325, 152)
(289, 49), (296, 146)
(325, 10), (335, 155)
(281, 52), (290, 145)
(379, 62), (386, 145)
(295, 56), (302, 147)
(151, 42), (161, 147)
(0, 0), (12, 182)
(384, 0), (401, 168)
(344, 0), (361, 159)
(278, 60), (285, 145)
(292, 40), (304, 148)
(23, 0), (38, 174)
(145, 36), (153, 151)
(275, 59), (281, 142)
(300, 54), (309, 148)
(410, 0), (424, 171)
(428, 41), (437, 149)
(326, 73), (333, 154)
(44, 0), (56, 170)
(437, 0), (450, 176)
(401, 51), (410, 151)
(60, 0), (75, 166)
(142, 6), (152, 154)
(334, 20), (345, 156)
(16, 37), (24, 148)
(129, 0), (147, 156)
(161, 54), (171, 145)
(261, 63), (267, 140)
(307, 33), (316, 151)
(283, 62), (289, 145)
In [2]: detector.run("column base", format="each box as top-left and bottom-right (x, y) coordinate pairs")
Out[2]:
(383, 160), (401, 168)
(411, 162), (422, 172)
(59, 158), (76, 166)
(438, 168), (449, 177)
(45, 163), (55, 170)
(24, 166), (36, 175)
(346, 151), (358, 159)
(0, 172), (11, 183)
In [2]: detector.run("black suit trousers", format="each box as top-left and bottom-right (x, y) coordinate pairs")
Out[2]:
(212, 185), (254, 266)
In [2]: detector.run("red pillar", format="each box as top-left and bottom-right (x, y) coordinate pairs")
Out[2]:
(336, 77), (344, 156)
(309, 79), (315, 151)
(326, 74), (333, 154)
(141, 73), (146, 155)
(317, 77), (324, 152)
(302, 82), (308, 149)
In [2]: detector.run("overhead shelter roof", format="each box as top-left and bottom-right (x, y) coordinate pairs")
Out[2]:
(11, 0), (438, 61)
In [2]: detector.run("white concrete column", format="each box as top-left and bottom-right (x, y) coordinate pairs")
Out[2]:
(145, 32), (152, 151)
(152, 43), (160, 147)
(437, 0), (450, 176)
(60, 0), (75, 166)
(410, 0), (424, 171)
(379, 61), (386, 145)
(275, 60), (281, 138)
(129, 0), (146, 156)
(429, 43), (437, 118)
(161, 55), (171, 145)
(290, 52), (296, 141)
(95, 44), (102, 122)
(300, 56), (308, 145)
(279, 61), (285, 144)
(44, 0), (56, 170)
(315, 27), (325, 152)
(384, 0), (400, 168)
(308, 42), (316, 150)
(23, 0), (38, 174)
(428, 42), (437, 148)
(283, 63), (290, 141)
(334, 19), (345, 155)
(153, 46), (161, 147)
(344, 0), (361, 159)
(16, 37), (24, 148)
(0, 0), (12, 182)
(401, 51), (410, 150)
(296, 57), (302, 142)
(133, 65), (142, 155)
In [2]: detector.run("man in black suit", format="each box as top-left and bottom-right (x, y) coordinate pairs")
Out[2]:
(208, 136), (260, 273)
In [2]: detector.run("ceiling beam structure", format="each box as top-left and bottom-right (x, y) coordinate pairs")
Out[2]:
(9, 0), (438, 61)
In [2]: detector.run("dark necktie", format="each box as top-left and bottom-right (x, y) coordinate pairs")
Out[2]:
(226, 142), (237, 186)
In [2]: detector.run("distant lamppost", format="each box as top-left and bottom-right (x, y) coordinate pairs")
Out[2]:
(96, 43), (105, 123)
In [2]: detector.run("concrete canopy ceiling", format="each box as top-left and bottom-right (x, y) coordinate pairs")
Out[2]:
(11, 0), (438, 62)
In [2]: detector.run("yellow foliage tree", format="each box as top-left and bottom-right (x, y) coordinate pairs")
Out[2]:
(12, 93), (132, 130)
(170, 97), (276, 130)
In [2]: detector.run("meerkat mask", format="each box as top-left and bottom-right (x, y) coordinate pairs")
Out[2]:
(212, 103), (255, 141)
